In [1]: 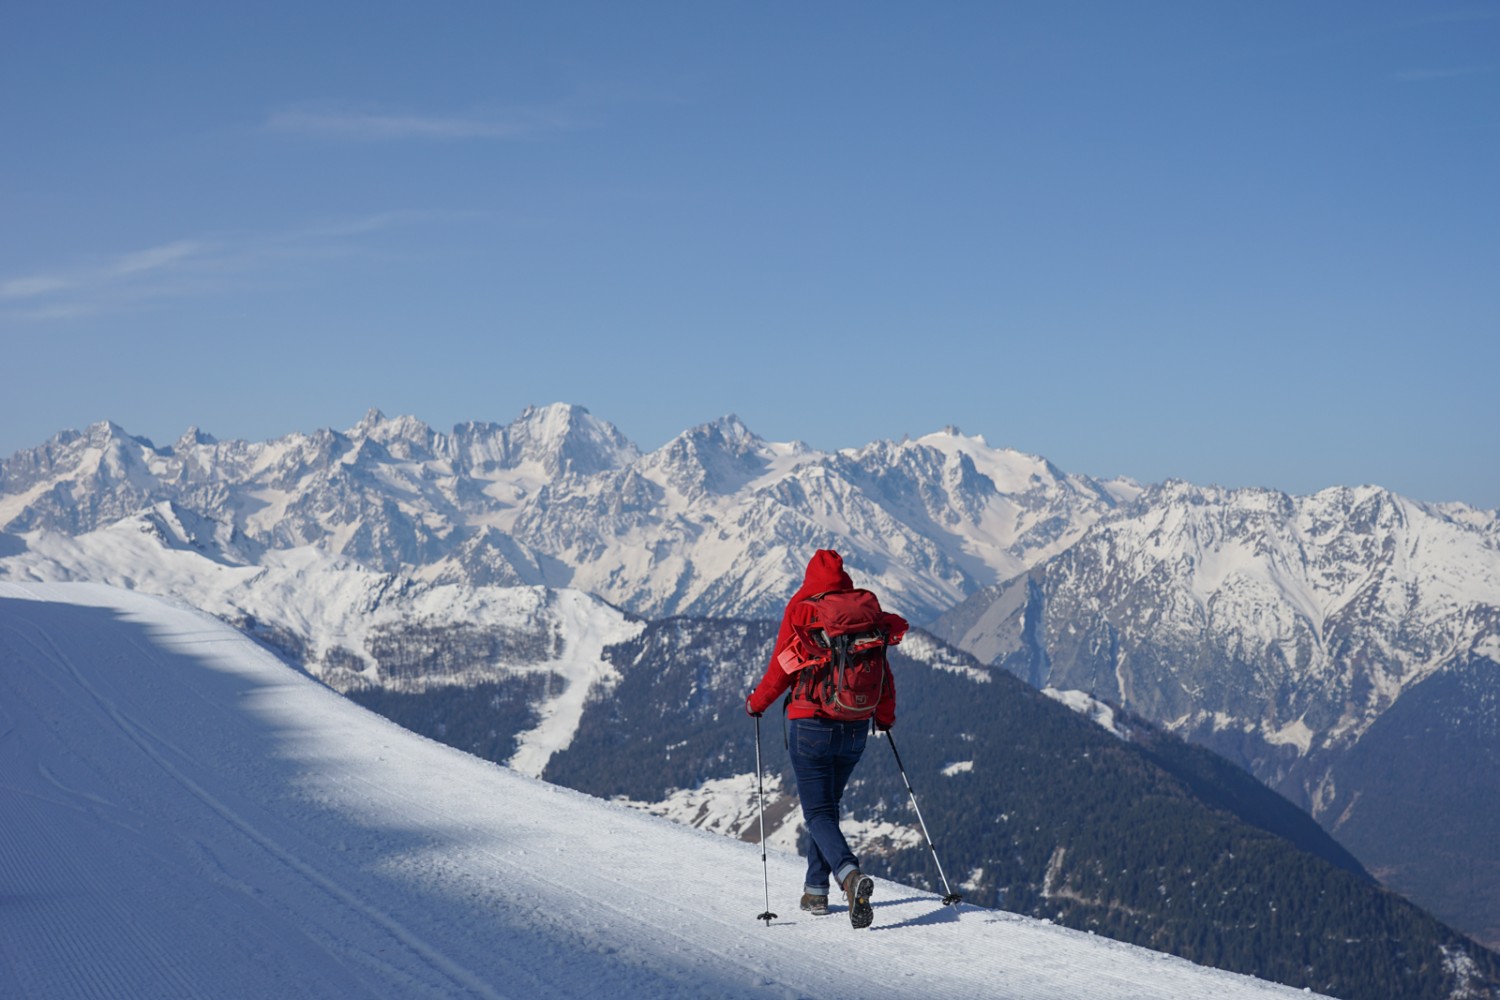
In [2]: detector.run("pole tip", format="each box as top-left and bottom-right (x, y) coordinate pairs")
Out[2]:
(757, 911), (777, 925)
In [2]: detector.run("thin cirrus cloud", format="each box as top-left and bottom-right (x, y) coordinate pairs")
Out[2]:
(0, 214), (450, 321)
(0, 275), (72, 300)
(109, 240), (208, 277)
(1, 239), (208, 300)
(0, 239), (216, 320)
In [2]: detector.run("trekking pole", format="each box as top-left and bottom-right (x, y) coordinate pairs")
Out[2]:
(884, 729), (963, 906)
(753, 715), (777, 925)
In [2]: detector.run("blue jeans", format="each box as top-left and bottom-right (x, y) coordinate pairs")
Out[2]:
(787, 717), (868, 895)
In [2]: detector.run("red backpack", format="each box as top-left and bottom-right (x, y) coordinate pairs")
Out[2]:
(778, 589), (909, 721)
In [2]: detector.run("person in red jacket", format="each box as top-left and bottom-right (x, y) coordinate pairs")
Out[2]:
(746, 549), (894, 929)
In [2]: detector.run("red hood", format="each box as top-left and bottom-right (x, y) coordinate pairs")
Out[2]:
(772, 549), (854, 655)
(797, 549), (853, 599)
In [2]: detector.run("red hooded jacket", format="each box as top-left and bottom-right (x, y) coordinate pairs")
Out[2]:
(745, 549), (897, 728)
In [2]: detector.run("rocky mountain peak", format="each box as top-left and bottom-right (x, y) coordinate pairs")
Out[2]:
(508, 403), (639, 478)
(348, 411), (440, 462)
(173, 426), (219, 450)
(648, 415), (774, 497)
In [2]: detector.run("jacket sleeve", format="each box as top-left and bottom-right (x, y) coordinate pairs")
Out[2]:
(749, 593), (804, 715)
(746, 652), (795, 715)
(874, 661), (896, 729)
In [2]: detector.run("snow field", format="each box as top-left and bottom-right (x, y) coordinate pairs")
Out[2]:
(0, 582), (1324, 999)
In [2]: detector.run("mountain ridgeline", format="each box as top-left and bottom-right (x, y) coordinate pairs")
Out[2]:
(0, 406), (1130, 622)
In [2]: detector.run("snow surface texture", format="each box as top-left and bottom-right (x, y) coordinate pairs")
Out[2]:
(0, 582), (1322, 1000)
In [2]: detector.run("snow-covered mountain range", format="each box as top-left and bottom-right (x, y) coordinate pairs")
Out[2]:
(936, 478), (1500, 756)
(0, 405), (1134, 622)
(3, 404), (1498, 950)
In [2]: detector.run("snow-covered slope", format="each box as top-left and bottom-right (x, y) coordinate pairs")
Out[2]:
(0, 507), (645, 777)
(0, 582), (1321, 1000)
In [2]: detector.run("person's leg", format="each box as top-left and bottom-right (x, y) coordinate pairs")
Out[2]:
(826, 720), (869, 890)
(804, 840), (832, 898)
(788, 718), (858, 895)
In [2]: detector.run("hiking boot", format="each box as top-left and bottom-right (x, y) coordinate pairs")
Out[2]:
(799, 893), (829, 916)
(842, 869), (875, 929)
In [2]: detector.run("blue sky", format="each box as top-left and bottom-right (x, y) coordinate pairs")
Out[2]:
(3, 2), (1497, 507)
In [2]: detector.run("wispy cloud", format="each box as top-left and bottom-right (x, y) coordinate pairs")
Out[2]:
(265, 102), (579, 141)
(0, 240), (217, 317)
(0, 275), (72, 300)
(110, 240), (207, 276)
(0, 213), (456, 322)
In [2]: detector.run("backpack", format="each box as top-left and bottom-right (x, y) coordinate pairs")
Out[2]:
(778, 588), (909, 721)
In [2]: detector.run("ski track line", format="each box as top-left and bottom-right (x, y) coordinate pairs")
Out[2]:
(37, 760), (119, 810)
(11, 614), (513, 1000)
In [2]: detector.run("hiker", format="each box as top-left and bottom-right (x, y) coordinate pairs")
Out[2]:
(745, 549), (904, 929)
